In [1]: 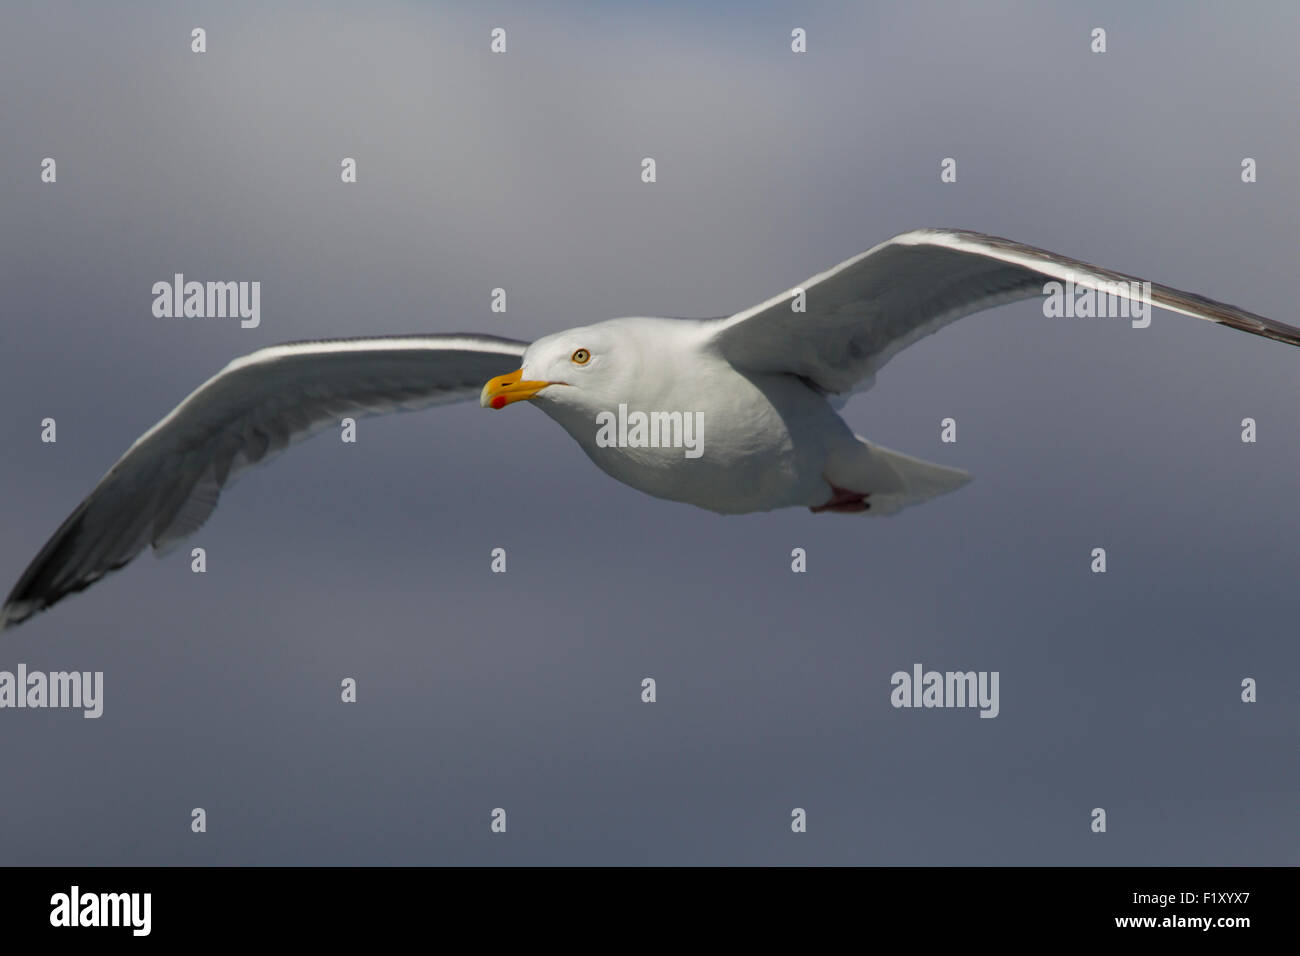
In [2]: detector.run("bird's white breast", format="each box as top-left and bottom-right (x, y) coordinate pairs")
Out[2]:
(536, 349), (847, 514)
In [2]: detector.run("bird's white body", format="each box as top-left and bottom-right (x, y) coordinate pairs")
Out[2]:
(530, 318), (835, 513)
(526, 317), (964, 515)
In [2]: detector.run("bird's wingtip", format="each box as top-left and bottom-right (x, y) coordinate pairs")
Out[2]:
(0, 601), (31, 633)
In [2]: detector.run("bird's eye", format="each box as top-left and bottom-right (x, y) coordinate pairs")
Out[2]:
(571, 348), (591, 365)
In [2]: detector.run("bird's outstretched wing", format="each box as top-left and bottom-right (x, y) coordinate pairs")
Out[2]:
(707, 228), (1300, 395)
(2, 334), (528, 630)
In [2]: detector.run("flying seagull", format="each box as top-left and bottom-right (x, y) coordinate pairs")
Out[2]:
(4, 228), (1299, 630)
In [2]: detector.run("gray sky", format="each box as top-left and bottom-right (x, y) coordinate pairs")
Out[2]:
(1, 0), (1297, 864)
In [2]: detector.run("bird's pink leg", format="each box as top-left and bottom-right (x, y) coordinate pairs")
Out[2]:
(810, 481), (871, 514)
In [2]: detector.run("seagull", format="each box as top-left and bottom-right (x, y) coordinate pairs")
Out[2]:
(5, 228), (1299, 630)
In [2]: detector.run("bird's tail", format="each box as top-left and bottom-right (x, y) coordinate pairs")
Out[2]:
(827, 437), (971, 516)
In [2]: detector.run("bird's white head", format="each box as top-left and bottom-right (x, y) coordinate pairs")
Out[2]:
(479, 321), (646, 416)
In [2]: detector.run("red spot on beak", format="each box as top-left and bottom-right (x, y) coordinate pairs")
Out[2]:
(491, 396), (507, 410)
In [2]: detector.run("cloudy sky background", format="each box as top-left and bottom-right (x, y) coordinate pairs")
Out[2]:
(2, 0), (1298, 864)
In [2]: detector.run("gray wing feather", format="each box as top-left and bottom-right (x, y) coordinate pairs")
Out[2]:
(2, 333), (527, 630)
(709, 228), (1300, 395)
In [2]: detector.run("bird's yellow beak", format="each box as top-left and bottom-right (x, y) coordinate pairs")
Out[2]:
(480, 369), (551, 410)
